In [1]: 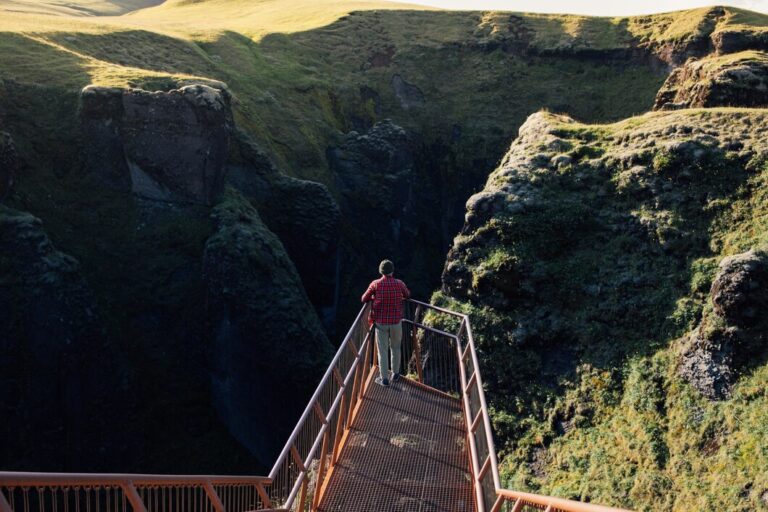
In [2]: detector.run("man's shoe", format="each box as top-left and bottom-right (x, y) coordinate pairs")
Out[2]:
(375, 377), (390, 387)
(391, 372), (401, 382)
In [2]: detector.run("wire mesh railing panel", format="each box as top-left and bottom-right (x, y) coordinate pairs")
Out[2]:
(1, 485), (131, 512)
(0, 477), (274, 512)
(2, 299), (632, 512)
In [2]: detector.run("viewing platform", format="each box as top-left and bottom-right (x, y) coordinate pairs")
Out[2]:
(1, 300), (631, 512)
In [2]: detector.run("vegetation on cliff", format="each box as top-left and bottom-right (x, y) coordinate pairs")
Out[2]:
(438, 108), (768, 510)
(1, 2), (768, 509)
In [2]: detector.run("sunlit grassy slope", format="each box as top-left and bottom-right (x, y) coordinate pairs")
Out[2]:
(5, 1), (760, 185)
(0, 0), (163, 16)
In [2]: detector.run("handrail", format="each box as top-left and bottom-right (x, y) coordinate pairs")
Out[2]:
(0, 473), (272, 486)
(403, 299), (632, 512)
(263, 302), (376, 510)
(267, 303), (369, 481)
(0, 471), (274, 512)
(1, 299), (632, 512)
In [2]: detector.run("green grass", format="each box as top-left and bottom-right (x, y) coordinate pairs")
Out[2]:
(0, 2), (758, 182)
(438, 108), (768, 511)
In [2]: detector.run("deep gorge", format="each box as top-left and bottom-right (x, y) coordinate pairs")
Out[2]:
(2, 3), (768, 510)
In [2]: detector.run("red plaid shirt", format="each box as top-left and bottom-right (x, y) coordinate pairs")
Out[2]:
(361, 275), (411, 325)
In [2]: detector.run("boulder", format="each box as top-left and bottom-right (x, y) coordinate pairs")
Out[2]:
(678, 322), (736, 400)
(710, 249), (768, 326)
(202, 191), (335, 465)
(81, 84), (232, 205)
(678, 248), (768, 400)
(0, 131), (19, 199)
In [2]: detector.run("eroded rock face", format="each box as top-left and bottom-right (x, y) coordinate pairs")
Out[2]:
(226, 134), (341, 327)
(81, 84), (231, 205)
(654, 53), (768, 110)
(0, 206), (119, 467)
(391, 75), (425, 109)
(0, 131), (19, 199)
(202, 191), (334, 464)
(712, 29), (768, 54)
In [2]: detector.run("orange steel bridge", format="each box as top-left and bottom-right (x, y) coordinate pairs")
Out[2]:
(1, 300), (632, 512)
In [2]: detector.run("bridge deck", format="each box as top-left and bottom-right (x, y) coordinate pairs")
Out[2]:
(318, 377), (475, 512)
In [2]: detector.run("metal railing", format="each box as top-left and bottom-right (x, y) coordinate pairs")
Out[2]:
(0, 473), (276, 512)
(264, 303), (376, 511)
(1, 298), (632, 512)
(404, 299), (632, 512)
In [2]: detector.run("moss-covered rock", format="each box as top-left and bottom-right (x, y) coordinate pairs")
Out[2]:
(202, 190), (334, 465)
(439, 108), (768, 510)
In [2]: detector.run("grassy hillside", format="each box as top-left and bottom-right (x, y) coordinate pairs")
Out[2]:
(0, 1), (749, 181)
(0, 0), (162, 16)
(437, 108), (768, 510)
(2, 0), (768, 503)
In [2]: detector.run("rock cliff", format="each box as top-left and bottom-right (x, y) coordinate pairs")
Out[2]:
(0, 206), (123, 469)
(203, 191), (335, 464)
(438, 108), (768, 509)
(81, 84), (231, 205)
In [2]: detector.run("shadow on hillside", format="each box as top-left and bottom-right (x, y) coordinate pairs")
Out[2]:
(0, 7), (682, 475)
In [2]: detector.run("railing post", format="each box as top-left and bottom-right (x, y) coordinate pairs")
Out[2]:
(311, 429), (330, 512)
(255, 483), (271, 509)
(204, 482), (225, 512)
(122, 483), (148, 512)
(490, 495), (505, 512)
(0, 489), (13, 512)
(412, 305), (424, 382)
(298, 477), (309, 512)
(332, 394), (348, 466)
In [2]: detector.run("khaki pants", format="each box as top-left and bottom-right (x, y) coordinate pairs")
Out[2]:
(375, 322), (402, 380)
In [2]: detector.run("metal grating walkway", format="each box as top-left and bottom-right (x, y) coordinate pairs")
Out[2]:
(318, 378), (475, 512)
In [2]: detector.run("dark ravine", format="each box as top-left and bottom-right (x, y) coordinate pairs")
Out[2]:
(1, 9), (768, 503)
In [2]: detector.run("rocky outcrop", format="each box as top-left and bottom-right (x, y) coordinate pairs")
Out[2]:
(81, 84), (231, 205)
(327, 120), (430, 319)
(441, 109), (768, 391)
(202, 191), (334, 464)
(0, 131), (18, 199)
(391, 75), (425, 109)
(679, 321), (736, 400)
(712, 28), (768, 54)
(654, 52), (768, 110)
(680, 248), (768, 399)
(0, 206), (119, 467)
(226, 134), (341, 327)
(711, 249), (768, 326)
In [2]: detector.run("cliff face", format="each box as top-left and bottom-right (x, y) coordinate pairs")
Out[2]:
(2, 2), (768, 503)
(1, 81), (338, 472)
(203, 191), (334, 464)
(81, 84), (231, 205)
(438, 109), (768, 510)
(654, 51), (768, 110)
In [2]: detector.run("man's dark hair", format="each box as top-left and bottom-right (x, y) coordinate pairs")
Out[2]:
(379, 259), (394, 275)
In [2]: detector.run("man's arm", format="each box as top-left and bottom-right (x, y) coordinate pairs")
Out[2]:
(361, 281), (376, 303)
(400, 280), (411, 299)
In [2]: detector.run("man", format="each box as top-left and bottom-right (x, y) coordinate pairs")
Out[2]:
(361, 259), (411, 387)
